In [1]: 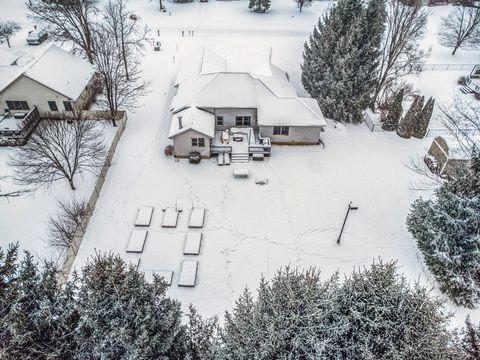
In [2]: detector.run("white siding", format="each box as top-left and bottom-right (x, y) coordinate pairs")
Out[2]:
(201, 108), (257, 130)
(172, 129), (211, 158)
(0, 74), (96, 118)
(260, 125), (321, 144)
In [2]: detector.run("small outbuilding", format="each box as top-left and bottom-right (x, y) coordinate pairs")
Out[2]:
(425, 136), (470, 177)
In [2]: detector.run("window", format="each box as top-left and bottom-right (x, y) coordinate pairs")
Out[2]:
(273, 126), (289, 136)
(6, 101), (29, 110)
(178, 116), (183, 129)
(235, 116), (251, 126)
(63, 101), (73, 112)
(191, 138), (205, 147)
(48, 101), (58, 111)
(216, 116), (224, 126)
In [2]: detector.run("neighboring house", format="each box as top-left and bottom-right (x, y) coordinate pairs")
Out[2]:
(0, 44), (98, 119)
(168, 48), (326, 160)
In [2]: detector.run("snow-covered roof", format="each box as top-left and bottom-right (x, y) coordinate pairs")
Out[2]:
(172, 73), (258, 111)
(0, 66), (24, 94)
(0, 44), (95, 100)
(168, 106), (215, 139)
(23, 45), (95, 99)
(0, 48), (18, 66)
(172, 48), (325, 128)
(175, 47), (226, 86)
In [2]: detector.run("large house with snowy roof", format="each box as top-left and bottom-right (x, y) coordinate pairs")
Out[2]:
(0, 44), (97, 119)
(168, 48), (326, 160)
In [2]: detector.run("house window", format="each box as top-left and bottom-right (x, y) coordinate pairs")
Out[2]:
(273, 126), (289, 135)
(235, 116), (251, 126)
(48, 101), (58, 111)
(63, 101), (73, 112)
(191, 138), (205, 147)
(178, 116), (183, 129)
(6, 101), (29, 110)
(216, 116), (224, 126)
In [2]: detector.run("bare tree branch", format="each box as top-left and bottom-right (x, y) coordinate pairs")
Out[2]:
(439, 96), (480, 158)
(47, 197), (87, 254)
(8, 112), (106, 190)
(93, 19), (150, 126)
(439, 5), (480, 55)
(371, 0), (429, 109)
(26, 0), (97, 63)
(0, 21), (21, 48)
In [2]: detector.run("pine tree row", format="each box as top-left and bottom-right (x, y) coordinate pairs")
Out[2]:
(1, 247), (479, 359)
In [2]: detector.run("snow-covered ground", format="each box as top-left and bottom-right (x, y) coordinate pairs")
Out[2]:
(0, 122), (117, 261)
(1, 0), (480, 326)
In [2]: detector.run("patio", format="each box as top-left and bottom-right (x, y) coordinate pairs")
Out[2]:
(211, 127), (271, 158)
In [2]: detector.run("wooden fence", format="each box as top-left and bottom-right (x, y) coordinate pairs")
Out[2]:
(59, 111), (128, 282)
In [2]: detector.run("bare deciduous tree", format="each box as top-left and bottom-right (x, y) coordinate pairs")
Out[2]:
(9, 114), (106, 190)
(439, 5), (480, 55)
(371, 0), (429, 109)
(94, 24), (149, 126)
(439, 96), (480, 157)
(103, 0), (149, 81)
(48, 197), (87, 253)
(0, 21), (21, 48)
(294, 0), (312, 13)
(26, 0), (97, 63)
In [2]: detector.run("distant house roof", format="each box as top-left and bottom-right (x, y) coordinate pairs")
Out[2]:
(171, 48), (326, 128)
(168, 106), (215, 139)
(0, 44), (95, 100)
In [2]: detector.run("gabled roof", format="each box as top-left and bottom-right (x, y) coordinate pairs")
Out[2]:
(171, 48), (326, 128)
(168, 106), (215, 139)
(23, 45), (95, 99)
(0, 44), (95, 100)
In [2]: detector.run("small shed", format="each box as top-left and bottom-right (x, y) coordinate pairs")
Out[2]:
(425, 136), (469, 177)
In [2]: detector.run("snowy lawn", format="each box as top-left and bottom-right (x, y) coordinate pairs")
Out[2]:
(69, 26), (479, 325)
(2, 0), (480, 325)
(0, 121), (117, 261)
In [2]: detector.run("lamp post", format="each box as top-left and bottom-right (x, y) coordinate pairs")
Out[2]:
(337, 201), (358, 245)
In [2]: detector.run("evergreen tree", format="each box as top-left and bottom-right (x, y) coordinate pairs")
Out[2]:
(460, 316), (480, 360)
(75, 253), (186, 359)
(413, 96), (435, 139)
(301, 0), (385, 123)
(382, 88), (404, 131)
(407, 187), (480, 307)
(0, 247), (79, 360)
(248, 0), (270, 13)
(444, 152), (480, 199)
(219, 263), (455, 359)
(397, 95), (424, 138)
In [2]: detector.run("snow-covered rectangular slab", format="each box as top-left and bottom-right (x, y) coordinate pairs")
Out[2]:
(144, 270), (173, 286)
(125, 257), (140, 270)
(217, 153), (224, 166)
(126, 230), (148, 253)
(178, 260), (198, 287)
(188, 208), (205, 228)
(134, 206), (154, 227)
(233, 168), (248, 178)
(184, 233), (202, 255)
(224, 152), (231, 165)
(162, 207), (180, 228)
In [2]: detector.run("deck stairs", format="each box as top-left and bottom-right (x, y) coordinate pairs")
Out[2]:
(231, 153), (250, 163)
